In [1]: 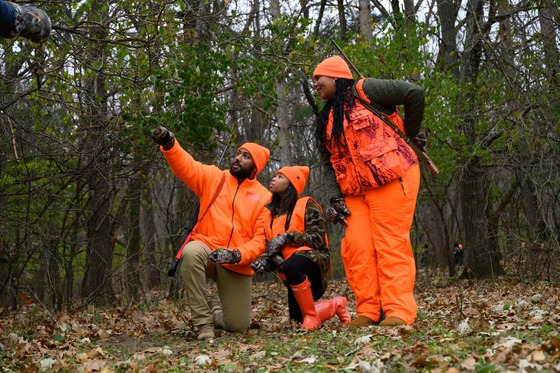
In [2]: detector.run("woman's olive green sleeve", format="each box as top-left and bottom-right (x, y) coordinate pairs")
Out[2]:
(361, 78), (425, 138)
(286, 199), (328, 251)
(319, 141), (344, 202)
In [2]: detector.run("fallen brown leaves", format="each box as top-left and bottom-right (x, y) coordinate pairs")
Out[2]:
(1, 270), (559, 372)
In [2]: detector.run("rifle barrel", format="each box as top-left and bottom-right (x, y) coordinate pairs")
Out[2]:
(330, 40), (364, 78)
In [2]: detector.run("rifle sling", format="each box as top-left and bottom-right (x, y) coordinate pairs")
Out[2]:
(195, 173), (226, 230)
(351, 85), (430, 165)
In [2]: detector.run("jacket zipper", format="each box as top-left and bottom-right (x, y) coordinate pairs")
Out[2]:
(227, 183), (241, 248)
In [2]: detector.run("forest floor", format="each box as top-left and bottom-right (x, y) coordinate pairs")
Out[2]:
(1, 268), (559, 372)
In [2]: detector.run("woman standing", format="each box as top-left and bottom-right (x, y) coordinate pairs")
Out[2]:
(312, 56), (425, 327)
(251, 166), (350, 329)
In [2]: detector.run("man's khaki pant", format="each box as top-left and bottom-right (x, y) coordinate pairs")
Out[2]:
(180, 240), (252, 332)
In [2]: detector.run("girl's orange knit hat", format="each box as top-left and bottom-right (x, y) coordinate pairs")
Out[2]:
(277, 166), (310, 195)
(313, 56), (353, 80)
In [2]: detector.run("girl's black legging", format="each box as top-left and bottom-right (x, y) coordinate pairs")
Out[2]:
(281, 254), (324, 323)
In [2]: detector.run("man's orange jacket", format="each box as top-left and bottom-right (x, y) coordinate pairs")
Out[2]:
(161, 140), (272, 276)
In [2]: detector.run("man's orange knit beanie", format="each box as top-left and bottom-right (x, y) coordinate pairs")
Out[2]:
(277, 166), (310, 195)
(313, 56), (353, 80)
(239, 143), (270, 174)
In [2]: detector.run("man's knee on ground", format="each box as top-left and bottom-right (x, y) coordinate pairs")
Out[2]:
(222, 317), (250, 332)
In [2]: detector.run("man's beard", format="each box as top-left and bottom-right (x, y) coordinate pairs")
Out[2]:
(230, 163), (253, 180)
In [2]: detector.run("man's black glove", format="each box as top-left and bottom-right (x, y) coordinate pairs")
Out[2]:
(251, 256), (272, 273)
(265, 233), (287, 257)
(208, 248), (241, 264)
(326, 197), (351, 226)
(411, 132), (427, 152)
(152, 126), (175, 150)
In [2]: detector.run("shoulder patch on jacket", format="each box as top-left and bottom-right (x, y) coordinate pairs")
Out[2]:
(246, 192), (262, 201)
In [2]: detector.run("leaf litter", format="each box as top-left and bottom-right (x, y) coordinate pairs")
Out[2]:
(0, 270), (559, 372)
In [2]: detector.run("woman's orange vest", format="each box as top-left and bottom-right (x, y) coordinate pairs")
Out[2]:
(325, 79), (418, 195)
(265, 197), (316, 260)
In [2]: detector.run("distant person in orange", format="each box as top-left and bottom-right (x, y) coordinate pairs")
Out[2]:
(453, 243), (464, 266)
(312, 56), (425, 326)
(251, 166), (350, 329)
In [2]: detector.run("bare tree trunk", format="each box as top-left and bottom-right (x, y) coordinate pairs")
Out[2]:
(417, 184), (458, 276)
(337, 0), (348, 39)
(125, 172), (143, 301)
(461, 0), (484, 84)
(0, 250), (15, 311)
(61, 178), (85, 310)
(457, 0), (504, 279)
(65, 205), (80, 310)
(436, 0), (459, 75)
(0, 117), (12, 309)
(522, 179), (548, 244)
(36, 226), (63, 310)
(460, 157), (503, 279)
(167, 181), (195, 299)
(270, 0), (292, 166)
(313, 0), (327, 37)
(403, 0), (415, 26)
(538, 1), (559, 85)
(144, 182), (161, 289)
(82, 169), (115, 305)
(359, 0), (373, 42)
(0, 46), (25, 311)
(80, 0), (115, 306)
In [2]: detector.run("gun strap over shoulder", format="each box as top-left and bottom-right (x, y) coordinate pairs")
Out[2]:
(351, 85), (420, 154)
(351, 85), (439, 175)
(196, 173), (226, 228)
(169, 173), (228, 274)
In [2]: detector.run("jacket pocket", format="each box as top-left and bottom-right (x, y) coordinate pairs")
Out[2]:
(367, 141), (404, 186)
(348, 114), (387, 161)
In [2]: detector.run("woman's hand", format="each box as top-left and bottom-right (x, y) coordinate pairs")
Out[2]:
(265, 233), (287, 256)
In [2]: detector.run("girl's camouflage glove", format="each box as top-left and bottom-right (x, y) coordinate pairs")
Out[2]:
(251, 255), (283, 273)
(208, 248), (241, 264)
(251, 256), (272, 273)
(265, 233), (287, 257)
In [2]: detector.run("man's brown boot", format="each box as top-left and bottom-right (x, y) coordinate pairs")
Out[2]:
(379, 316), (406, 326)
(347, 315), (375, 327)
(196, 323), (215, 340)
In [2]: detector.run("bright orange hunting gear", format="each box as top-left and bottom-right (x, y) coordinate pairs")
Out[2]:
(313, 56), (353, 80)
(262, 168), (331, 293)
(265, 196), (315, 261)
(161, 140), (271, 276)
(314, 54), (424, 325)
(324, 81), (420, 322)
(239, 142), (270, 174)
(342, 165), (420, 324)
(276, 166), (310, 196)
(324, 79), (418, 194)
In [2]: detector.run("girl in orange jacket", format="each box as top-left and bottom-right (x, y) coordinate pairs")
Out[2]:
(251, 166), (350, 329)
(312, 56), (424, 327)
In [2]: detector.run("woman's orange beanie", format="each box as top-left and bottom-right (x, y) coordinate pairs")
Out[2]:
(239, 143), (270, 174)
(313, 56), (353, 80)
(277, 166), (310, 195)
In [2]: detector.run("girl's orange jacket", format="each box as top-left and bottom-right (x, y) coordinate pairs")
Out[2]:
(161, 140), (272, 276)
